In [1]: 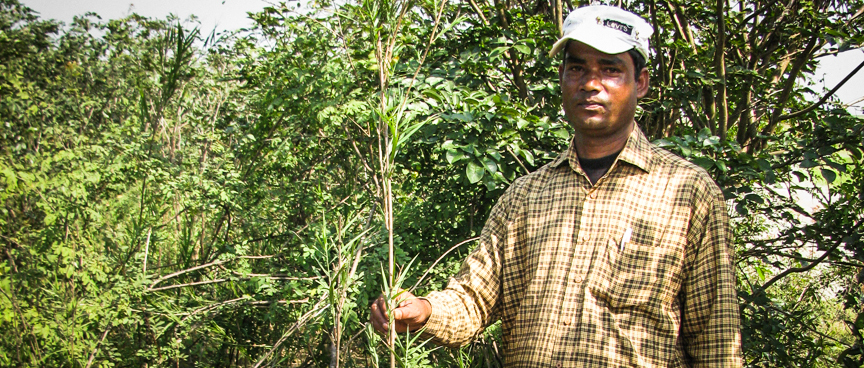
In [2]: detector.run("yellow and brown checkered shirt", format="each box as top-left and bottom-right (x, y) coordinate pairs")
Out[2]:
(422, 127), (742, 367)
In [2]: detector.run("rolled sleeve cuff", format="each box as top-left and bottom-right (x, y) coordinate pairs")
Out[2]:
(416, 292), (466, 347)
(416, 294), (445, 335)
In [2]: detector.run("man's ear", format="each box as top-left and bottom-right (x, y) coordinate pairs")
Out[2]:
(636, 67), (649, 98)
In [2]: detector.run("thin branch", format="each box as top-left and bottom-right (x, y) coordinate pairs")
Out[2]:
(245, 299), (309, 306)
(766, 304), (848, 346)
(467, 0), (489, 25)
(664, 0), (696, 52)
(153, 206), (189, 230)
(149, 272), (314, 292)
(142, 228), (152, 274)
(252, 298), (328, 368)
(756, 219), (864, 294)
(753, 0), (796, 55)
(84, 327), (111, 368)
(225, 269), (321, 281)
(149, 255), (273, 289)
(410, 237), (479, 291)
(506, 146), (530, 174)
(776, 58), (864, 122)
(842, 95), (864, 109)
(713, 0), (728, 140)
(148, 278), (229, 292)
(761, 37), (821, 141)
(0, 286), (42, 362)
(4, 248), (18, 273)
(348, 204), (378, 281)
(180, 296), (251, 324)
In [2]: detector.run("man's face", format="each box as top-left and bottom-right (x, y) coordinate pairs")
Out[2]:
(558, 41), (649, 138)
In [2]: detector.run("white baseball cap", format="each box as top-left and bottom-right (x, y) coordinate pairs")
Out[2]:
(549, 4), (653, 60)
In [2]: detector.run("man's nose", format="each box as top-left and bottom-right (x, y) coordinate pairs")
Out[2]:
(579, 69), (602, 92)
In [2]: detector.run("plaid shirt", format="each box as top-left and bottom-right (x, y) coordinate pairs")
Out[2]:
(422, 127), (742, 367)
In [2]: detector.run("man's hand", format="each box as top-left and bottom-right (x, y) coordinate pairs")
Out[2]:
(369, 289), (431, 335)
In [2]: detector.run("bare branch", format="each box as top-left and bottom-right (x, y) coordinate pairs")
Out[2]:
(225, 269), (321, 281)
(467, 0), (490, 25)
(842, 95), (864, 109)
(756, 219), (863, 294)
(149, 255), (274, 289)
(84, 327), (111, 368)
(506, 146), (530, 174)
(252, 298), (328, 368)
(713, 0), (728, 140)
(776, 58), (864, 122)
(410, 237), (480, 291)
(179, 296), (250, 324)
(148, 278), (229, 292)
(0, 286), (42, 362)
(759, 37), (821, 149)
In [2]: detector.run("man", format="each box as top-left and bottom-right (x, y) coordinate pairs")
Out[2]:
(370, 4), (742, 367)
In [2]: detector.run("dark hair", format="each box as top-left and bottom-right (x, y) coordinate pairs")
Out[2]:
(561, 40), (647, 78)
(627, 49), (646, 78)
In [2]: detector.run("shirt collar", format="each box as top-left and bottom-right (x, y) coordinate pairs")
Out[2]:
(550, 125), (653, 173)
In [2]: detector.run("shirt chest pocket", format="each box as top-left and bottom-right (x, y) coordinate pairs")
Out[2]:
(588, 227), (682, 309)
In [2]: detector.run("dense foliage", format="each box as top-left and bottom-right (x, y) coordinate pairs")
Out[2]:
(1, 0), (863, 366)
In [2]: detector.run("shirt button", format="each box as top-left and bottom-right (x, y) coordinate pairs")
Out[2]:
(589, 192), (597, 199)
(581, 235), (590, 243)
(563, 319), (570, 326)
(557, 363), (562, 368)
(574, 275), (583, 283)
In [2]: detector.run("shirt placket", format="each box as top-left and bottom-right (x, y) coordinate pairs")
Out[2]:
(558, 171), (595, 367)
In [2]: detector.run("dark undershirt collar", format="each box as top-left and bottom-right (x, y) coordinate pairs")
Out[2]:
(578, 149), (622, 185)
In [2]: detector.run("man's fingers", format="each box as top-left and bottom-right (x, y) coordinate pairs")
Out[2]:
(370, 297), (389, 333)
(393, 300), (419, 321)
(370, 293), (429, 335)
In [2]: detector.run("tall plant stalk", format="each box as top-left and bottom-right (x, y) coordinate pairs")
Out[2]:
(363, 0), (450, 365)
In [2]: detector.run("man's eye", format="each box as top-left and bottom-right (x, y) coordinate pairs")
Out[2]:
(604, 67), (622, 74)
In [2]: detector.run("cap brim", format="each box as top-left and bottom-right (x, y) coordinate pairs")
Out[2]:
(548, 26), (637, 58)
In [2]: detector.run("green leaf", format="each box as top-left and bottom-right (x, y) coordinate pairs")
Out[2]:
(451, 112), (472, 122)
(1, 166), (17, 191)
(522, 149), (535, 166)
(653, 138), (672, 147)
(445, 149), (465, 164)
(425, 76), (443, 86)
(792, 171), (807, 182)
(735, 201), (748, 216)
(800, 159), (818, 168)
(552, 128), (569, 139)
(702, 136), (720, 147)
(691, 157), (714, 170)
(820, 168), (837, 183)
(744, 193), (764, 205)
(484, 178), (496, 191)
(489, 46), (509, 59)
(466, 160), (485, 183)
(826, 160), (847, 173)
(764, 170), (776, 184)
(482, 157), (497, 174)
(513, 44), (530, 55)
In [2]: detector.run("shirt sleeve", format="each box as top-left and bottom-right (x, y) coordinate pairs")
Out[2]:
(679, 176), (743, 366)
(419, 182), (518, 348)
